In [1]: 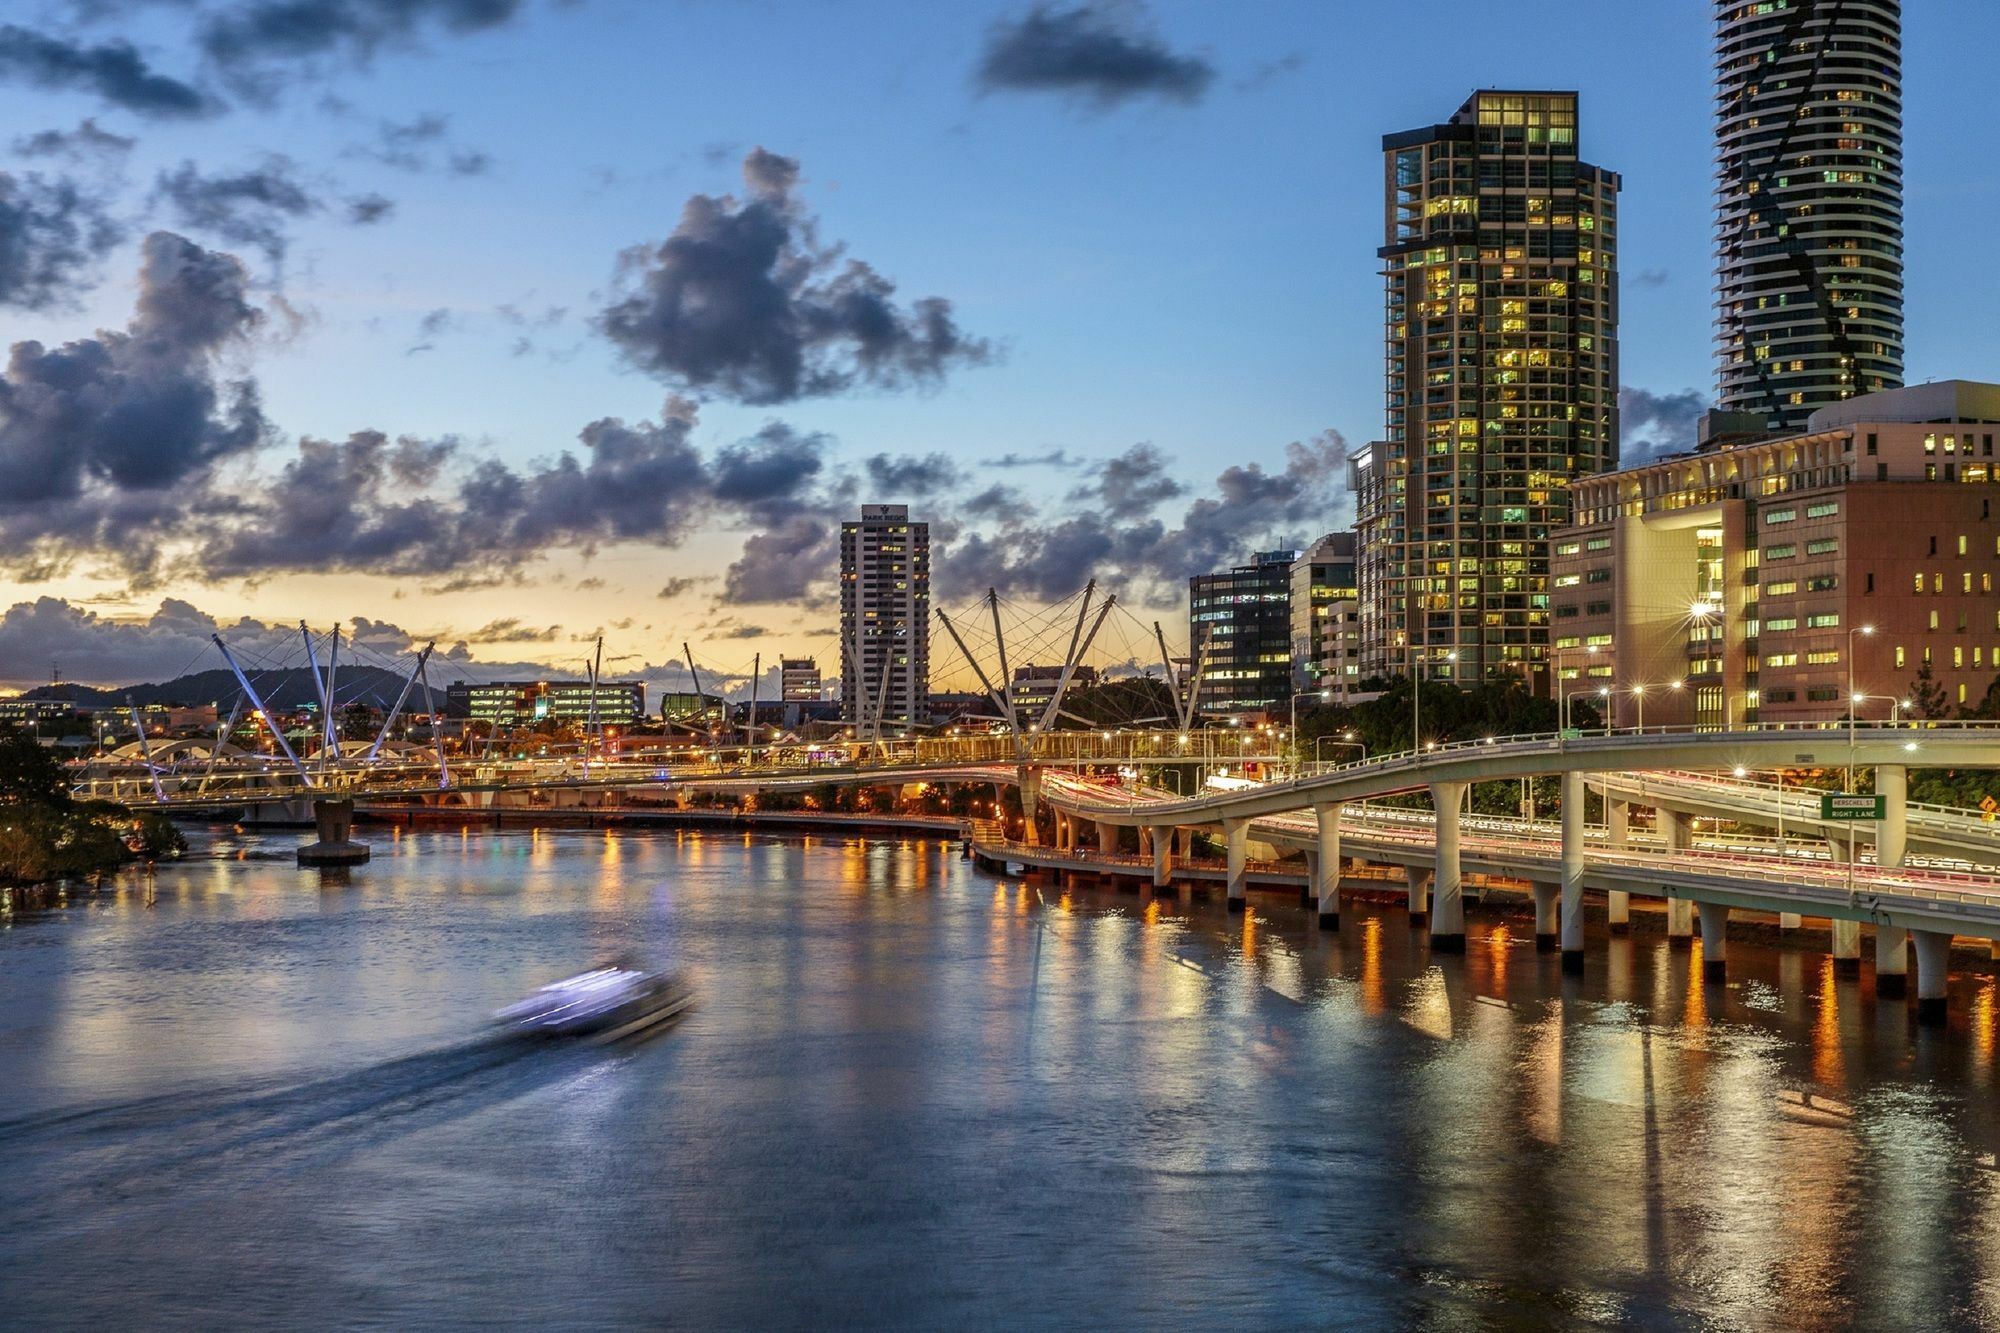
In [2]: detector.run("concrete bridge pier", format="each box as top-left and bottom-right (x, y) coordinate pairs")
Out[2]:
(1559, 769), (1586, 974)
(1224, 818), (1248, 914)
(1018, 766), (1044, 847)
(1151, 828), (1173, 889)
(1830, 920), (1862, 976)
(1314, 802), (1342, 929)
(1697, 902), (1729, 982)
(1607, 892), (1631, 934)
(1875, 925), (1910, 998)
(1300, 851), (1318, 909)
(1666, 896), (1694, 945)
(1532, 882), (1559, 952)
(297, 798), (370, 866)
(1429, 781), (1467, 953)
(1912, 929), (1952, 1025)
(1096, 821), (1118, 855)
(1405, 866), (1429, 927)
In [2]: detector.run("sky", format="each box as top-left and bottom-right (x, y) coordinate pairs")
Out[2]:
(2, 0), (1998, 699)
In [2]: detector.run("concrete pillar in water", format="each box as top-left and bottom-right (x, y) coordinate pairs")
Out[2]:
(1300, 850), (1318, 909)
(1224, 818), (1248, 913)
(297, 797), (369, 866)
(1824, 838), (1862, 976)
(1780, 912), (1803, 931)
(1607, 891), (1631, 934)
(1912, 929), (1952, 1025)
(1152, 829), (1173, 889)
(1532, 882), (1559, 953)
(1559, 769), (1586, 974)
(1315, 802), (1343, 929)
(1666, 896), (1694, 944)
(1429, 780), (1468, 953)
(1697, 901), (1729, 982)
(1874, 924), (1909, 999)
(1406, 864), (1430, 925)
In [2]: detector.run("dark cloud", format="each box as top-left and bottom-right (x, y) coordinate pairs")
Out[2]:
(0, 170), (124, 309)
(657, 575), (708, 600)
(0, 23), (217, 119)
(932, 430), (1349, 604)
(864, 451), (960, 496)
(466, 617), (560, 643)
(1235, 52), (1303, 93)
(720, 513), (835, 606)
(199, 0), (531, 82)
(151, 156), (319, 264)
(346, 191), (394, 224)
(1635, 269), (1670, 288)
(1073, 441), (1183, 518)
(983, 448), (1077, 469)
(597, 147), (993, 405)
(976, 2), (1214, 108)
(12, 118), (136, 161)
(709, 421), (827, 513)
(0, 231), (269, 581)
(1620, 386), (1708, 465)
(962, 482), (1025, 520)
(447, 149), (491, 176)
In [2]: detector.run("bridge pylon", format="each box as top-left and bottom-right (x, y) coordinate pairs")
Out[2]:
(298, 797), (371, 866)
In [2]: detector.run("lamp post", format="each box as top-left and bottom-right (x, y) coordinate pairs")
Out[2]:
(1412, 649), (1457, 755)
(1564, 687), (1610, 736)
(1288, 688), (1331, 772)
(1554, 644), (1598, 733)
(1846, 624), (1876, 793)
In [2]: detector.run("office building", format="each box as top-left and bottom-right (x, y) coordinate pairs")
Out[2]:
(1009, 664), (1099, 722)
(444, 679), (647, 727)
(1290, 533), (1361, 697)
(1358, 90), (1620, 688)
(659, 690), (726, 724)
(840, 504), (929, 734)
(780, 657), (822, 702)
(1713, 0), (1903, 434)
(1189, 551), (1296, 718)
(1552, 381), (2000, 728)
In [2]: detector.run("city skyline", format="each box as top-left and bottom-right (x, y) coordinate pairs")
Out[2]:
(4, 1), (2000, 696)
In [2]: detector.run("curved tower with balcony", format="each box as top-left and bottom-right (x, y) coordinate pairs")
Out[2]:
(1714, 0), (1903, 432)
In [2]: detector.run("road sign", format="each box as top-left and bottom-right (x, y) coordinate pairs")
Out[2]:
(1560, 728), (1582, 740)
(1820, 793), (1885, 821)
(1981, 794), (1997, 814)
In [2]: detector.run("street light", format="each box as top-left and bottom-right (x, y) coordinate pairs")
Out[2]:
(1288, 687), (1331, 771)
(1554, 644), (1598, 733)
(1564, 686), (1611, 736)
(1846, 623), (1876, 793)
(1412, 649), (1457, 754)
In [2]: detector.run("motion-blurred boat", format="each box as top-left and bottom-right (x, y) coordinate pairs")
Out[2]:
(496, 961), (692, 1040)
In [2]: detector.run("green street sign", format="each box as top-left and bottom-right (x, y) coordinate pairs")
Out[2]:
(1820, 793), (1885, 821)
(1560, 728), (1581, 740)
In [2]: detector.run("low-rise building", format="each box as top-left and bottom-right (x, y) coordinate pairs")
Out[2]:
(445, 679), (647, 727)
(780, 657), (822, 702)
(1551, 381), (2000, 728)
(1190, 551), (1296, 719)
(1008, 664), (1099, 721)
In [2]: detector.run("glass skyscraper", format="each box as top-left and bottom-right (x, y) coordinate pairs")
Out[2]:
(1356, 90), (1620, 687)
(1713, 0), (1903, 431)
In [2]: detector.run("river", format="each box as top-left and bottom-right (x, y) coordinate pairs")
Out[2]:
(3, 824), (1998, 1328)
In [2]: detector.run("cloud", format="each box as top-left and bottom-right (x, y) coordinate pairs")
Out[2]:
(1634, 269), (1670, 288)
(12, 118), (136, 161)
(0, 24), (217, 120)
(720, 513), (835, 605)
(597, 147), (994, 405)
(931, 429), (1350, 604)
(1620, 386), (1709, 465)
(151, 156), (320, 264)
(465, 617), (560, 643)
(863, 451), (960, 496)
(198, 0), (531, 84)
(1073, 441), (1183, 518)
(345, 191), (394, 224)
(976, 2), (1214, 108)
(0, 231), (269, 581)
(657, 575), (709, 599)
(350, 111), (491, 175)
(0, 170), (125, 309)
(983, 448), (1076, 469)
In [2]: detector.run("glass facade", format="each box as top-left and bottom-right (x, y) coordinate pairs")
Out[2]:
(1714, 0), (1903, 430)
(1189, 551), (1297, 716)
(1360, 90), (1620, 686)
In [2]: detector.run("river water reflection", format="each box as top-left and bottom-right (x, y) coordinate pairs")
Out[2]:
(3, 825), (1999, 1327)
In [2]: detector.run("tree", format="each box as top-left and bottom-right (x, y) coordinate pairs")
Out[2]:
(0, 725), (69, 810)
(1907, 661), (1951, 721)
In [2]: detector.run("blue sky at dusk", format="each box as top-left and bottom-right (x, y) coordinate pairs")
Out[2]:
(1, 0), (1996, 693)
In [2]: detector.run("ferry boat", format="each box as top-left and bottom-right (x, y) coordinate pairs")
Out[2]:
(496, 960), (692, 1041)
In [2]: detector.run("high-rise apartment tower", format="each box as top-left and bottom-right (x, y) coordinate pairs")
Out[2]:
(1713, 0), (1903, 433)
(839, 505), (929, 735)
(1356, 90), (1620, 686)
